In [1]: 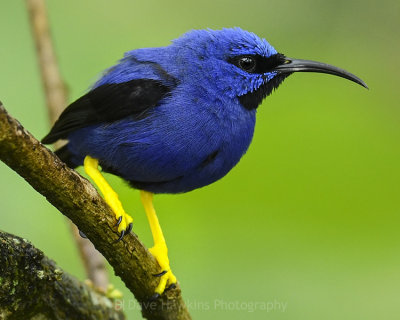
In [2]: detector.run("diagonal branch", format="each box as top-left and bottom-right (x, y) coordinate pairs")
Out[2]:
(0, 102), (191, 320)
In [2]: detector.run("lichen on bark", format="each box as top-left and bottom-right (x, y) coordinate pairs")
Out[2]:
(0, 231), (124, 320)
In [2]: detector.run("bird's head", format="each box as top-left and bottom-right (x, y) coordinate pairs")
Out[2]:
(171, 28), (367, 110)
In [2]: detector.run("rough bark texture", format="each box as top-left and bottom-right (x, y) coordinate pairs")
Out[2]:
(0, 103), (191, 320)
(0, 231), (124, 320)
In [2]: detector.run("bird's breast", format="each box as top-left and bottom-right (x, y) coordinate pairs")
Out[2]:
(129, 96), (257, 193)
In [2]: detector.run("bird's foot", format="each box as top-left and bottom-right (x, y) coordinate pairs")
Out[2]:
(104, 191), (133, 241)
(149, 242), (177, 296)
(83, 156), (133, 241)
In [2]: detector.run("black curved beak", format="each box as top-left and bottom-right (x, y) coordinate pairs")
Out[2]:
(274, 57), (368, 89)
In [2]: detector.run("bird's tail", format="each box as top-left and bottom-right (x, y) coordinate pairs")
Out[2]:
(54, 144), (78, 169)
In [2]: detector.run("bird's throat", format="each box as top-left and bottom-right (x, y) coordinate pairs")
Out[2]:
(238, 74), (290, 110)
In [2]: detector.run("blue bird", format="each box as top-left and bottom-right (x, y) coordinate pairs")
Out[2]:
(42, 28), (367, 297)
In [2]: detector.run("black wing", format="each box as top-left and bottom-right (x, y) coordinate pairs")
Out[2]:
(42, 79), (171, 144)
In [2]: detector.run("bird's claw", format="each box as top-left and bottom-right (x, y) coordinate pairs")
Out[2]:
(149, 293), (160, 302)
(165, 282), (176, 292)
(149, 244), (177, 295)
(116, 229), (125, 242)
(115, 222), (133, 242)
(115, 216), (123, 226)
(153, 270), (168, 277)
(126, 222), (133, 234)
(148, 282), (177, 301)
(115, 211), (133, 241)
(79, 230), (87, 239)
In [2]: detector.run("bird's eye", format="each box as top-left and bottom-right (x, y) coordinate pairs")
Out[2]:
(237, 56), (256, 72)
(228, 54), (284, 74)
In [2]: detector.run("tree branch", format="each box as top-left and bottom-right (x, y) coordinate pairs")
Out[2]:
(0, 230), (124, 320)
(0, 102), (191, 319)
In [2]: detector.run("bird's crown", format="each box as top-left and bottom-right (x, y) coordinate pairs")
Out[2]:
(173, 27), (278, 59)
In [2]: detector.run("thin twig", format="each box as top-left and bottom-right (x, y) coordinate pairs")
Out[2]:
(25, 0), (109, 291)
(25, 0), (67, 124)
(0, 103), (191, 320)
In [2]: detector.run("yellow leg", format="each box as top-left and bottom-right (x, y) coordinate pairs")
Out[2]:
(140, 190), (177, 295)
(84, 155), (133, 238)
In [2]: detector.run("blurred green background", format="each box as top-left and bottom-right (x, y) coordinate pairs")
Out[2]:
(1, 0), (400, 319)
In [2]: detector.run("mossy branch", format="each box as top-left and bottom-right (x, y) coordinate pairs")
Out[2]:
(0, 102), (191, 320)
(0, 230), (124, 320)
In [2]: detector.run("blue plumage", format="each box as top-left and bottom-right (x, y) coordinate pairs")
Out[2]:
(43, 28), (367, 194)
(41, 27), (367, 294)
